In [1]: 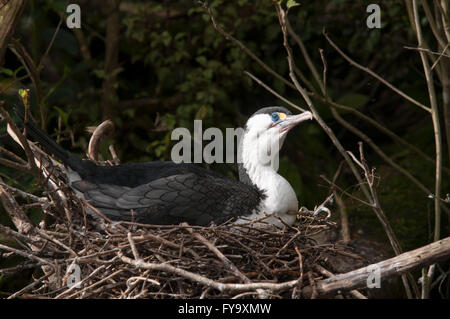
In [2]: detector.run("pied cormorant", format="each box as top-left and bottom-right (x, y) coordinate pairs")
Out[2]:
(15, 106), (312, 227)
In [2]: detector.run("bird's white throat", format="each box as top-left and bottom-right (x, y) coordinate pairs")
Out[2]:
(239, 132), (298, 226)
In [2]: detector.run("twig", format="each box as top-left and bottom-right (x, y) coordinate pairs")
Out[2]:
(9, 41), (45, 126)
(332, 107), (432, 195)
(0, 180), (47, 203)
(87, 120), (115, 162)
(411, 0), (444, 298)
(203, 3), (296, 91)
(37, 18), (63, 71)
(286, 19), (325, 95)
(1, 102), (39, 175)
(118, 250), (300, 293)
(323, 31), (431, 113)
(54, 265), (107, 299)
(318, 97), (450, 175)
(127, 231), (141, 261)
(274, 3), (416, 298)
(0, 243), (53, 266)
(184, 226), (250, 284)
(7, 272), (54, 299)
(0, 177), (35, 234)
(244, 71), (306, 112)
(302, 236), (450, 298)
(314, 265), (366, 299)
(412, 0), (442, 243)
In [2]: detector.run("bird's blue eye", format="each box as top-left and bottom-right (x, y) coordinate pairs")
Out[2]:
(271, 112), (280, 122)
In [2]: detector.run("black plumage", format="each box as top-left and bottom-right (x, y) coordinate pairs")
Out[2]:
(13, 106), (311, 226)
(16, 108), (279, 226)
(70, 163), (264, 225)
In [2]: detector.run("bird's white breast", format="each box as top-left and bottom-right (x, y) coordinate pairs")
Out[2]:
(240, 157), (299, 226)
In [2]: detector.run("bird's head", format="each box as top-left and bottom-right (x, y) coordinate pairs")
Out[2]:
(239, 106), (312, 171)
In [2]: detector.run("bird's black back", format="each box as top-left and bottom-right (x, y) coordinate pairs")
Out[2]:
(14, 109), (265, 225)
(72, 165), (264, 225)
(74, 161), (222, 187)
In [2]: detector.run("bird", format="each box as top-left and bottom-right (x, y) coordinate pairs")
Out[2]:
(13, 106), (312, 227)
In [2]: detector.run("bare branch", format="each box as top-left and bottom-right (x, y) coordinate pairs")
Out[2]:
(323, 31), (431, 113)
(302, 236), (450, 298)
(87, 120), (115, 162)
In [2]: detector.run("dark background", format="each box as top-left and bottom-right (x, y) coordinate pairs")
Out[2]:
(0, 0), (449, 298)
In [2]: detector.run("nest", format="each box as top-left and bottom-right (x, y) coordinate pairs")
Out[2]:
(1, 193), (362, 299)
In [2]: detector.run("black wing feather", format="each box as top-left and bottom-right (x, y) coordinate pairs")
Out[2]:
(13, 108), (264, 226)
(73, 170), (264, 226)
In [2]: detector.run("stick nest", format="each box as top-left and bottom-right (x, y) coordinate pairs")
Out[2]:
(2, 192), (362, 299)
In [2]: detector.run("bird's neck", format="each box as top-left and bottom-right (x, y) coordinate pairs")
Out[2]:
(238, 131), (279, 187)
(238, 135), (298, 222)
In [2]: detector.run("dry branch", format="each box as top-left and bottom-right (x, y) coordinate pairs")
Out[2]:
(302, 236), (450, 298)
(323, 32), (431, 113)
(0, 0), (26, 65)
(100, 0), (121, 120)
(87, 120), (115, 162)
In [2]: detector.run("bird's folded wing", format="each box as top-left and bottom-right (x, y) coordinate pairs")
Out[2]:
(72, 172), (259, 225)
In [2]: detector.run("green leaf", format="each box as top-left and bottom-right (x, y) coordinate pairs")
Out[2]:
(195, 105), (208, 120)
(92, 69), (106, 79)
(286, 0), (300, 9)
(18, 88), (27, 99)
(18, 88), (29, 107)
(0, 67), (13, 77)
(196, 56), (208, 66)
(161, 31), (172, 47)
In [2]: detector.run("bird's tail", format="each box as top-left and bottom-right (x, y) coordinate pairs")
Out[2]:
(13, 106), (83, 171)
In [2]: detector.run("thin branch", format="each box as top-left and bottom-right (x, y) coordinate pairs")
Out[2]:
(403, 45), (450, 59)
(118, 250), (300, 293)
(7, 272), (54, 299)
(0, 102), (39, 175)
(204, 3), (296, 91)
(37, 18), (63, 71)
(318, 97), (450, 175)
(274, 3), (416, 298)
(331, 107), (431, 195)
(324, 31), (431, 113)
(301, 236), (450, 298)
(286, 19), (325, 95)
(273, 3), (373, 205)
(244, 71), (306, 112)
(9, 41), (45, 127)
(421, 0), (449, 51)
(314, 265), (366, 299)
(87, 120), (115, 162)
(412, 0), (442, 243)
